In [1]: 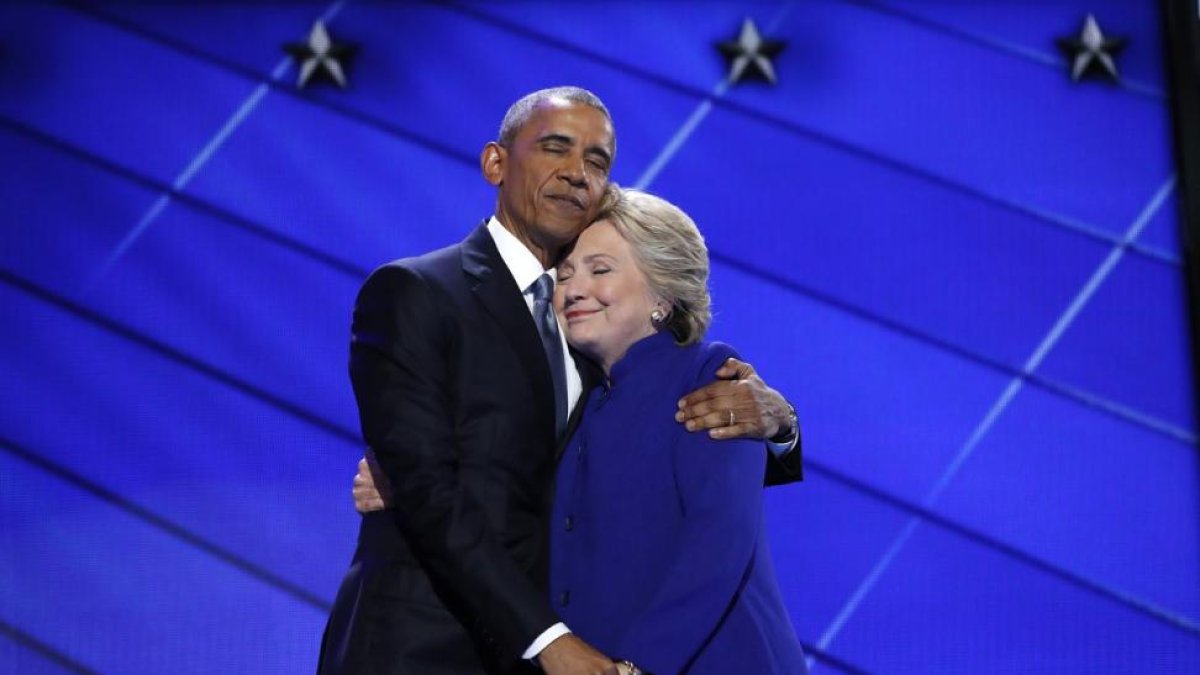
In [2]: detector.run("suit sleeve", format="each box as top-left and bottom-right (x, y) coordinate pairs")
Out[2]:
(765, 433), (803, 486)
(614, 346), (766, 674)
(349, 263), (559, 666)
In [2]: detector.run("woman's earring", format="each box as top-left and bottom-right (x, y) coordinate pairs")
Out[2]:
(650, 309), (665, 323)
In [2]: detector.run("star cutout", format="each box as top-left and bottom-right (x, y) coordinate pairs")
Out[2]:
(283, 21), (357, 89)
(717, 18), (785, 85)
(1056, 14), (1127, 83)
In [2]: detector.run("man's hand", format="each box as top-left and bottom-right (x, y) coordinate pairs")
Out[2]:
(351, 451), (392, 514)
(675, 357), (791, 441)
(537, 634), (620, 675)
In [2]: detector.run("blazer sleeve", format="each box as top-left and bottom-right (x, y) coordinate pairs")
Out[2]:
(614, 345), (766, 674)
(349, 263), (559, 666)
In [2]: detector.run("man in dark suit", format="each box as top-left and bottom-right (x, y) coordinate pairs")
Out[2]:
(318, 87), (801, 675)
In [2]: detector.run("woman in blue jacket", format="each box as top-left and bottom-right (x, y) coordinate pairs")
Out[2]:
(551, 189), (806, 675)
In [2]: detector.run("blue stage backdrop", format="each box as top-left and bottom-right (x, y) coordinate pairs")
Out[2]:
(1, 2), (1197, 673)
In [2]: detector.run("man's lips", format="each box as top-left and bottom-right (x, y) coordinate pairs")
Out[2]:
(546, 194), (586, 210)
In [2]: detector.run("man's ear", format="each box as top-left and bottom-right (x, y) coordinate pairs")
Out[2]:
(481, 142), (505, 186)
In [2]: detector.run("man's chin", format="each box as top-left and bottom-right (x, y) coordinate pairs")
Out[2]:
(543, 222), (589, 246)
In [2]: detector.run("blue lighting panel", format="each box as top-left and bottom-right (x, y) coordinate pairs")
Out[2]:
(716, 1), (1172, 238)
(0, 631), (81, 675)
(183, 90), (495, 271)
(255, 1), (710, 188)
(1138, 193), (1184, 258)
(868, 0), (1168, 91)
(0, 128), (158, 288)
(443, 1), (789, 92)
(0, 127), (362, 430)
(1037, 253), (1197, 434)
(937, 387), (1200, 625)
(0, 287), (358, 597)
(706, 260), (1011, 504)
(86, 1), (330, 75)
(0, 4), (262, 184)
(827, 522), (1200, 673)
(0, 452), (329, 674)
(87, 199), (364, 433)
(763, 478), (909, 651)
(654, 105), (1111, 367)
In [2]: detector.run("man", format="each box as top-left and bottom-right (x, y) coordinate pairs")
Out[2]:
(318, 87), (801, 675)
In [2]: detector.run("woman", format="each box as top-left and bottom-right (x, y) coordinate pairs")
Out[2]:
(550, 188), (805, 674)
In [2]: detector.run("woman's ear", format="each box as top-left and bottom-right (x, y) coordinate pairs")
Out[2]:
(651, 299), (671, 325)
(481, 142), (505, 187)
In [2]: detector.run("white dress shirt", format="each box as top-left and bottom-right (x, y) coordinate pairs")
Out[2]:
(486, 217), (578, 659)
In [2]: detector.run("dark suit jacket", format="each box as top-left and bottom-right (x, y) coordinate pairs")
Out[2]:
(318, 223), (802, 675)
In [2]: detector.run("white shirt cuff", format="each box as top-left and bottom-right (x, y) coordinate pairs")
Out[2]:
(523, 622), (571, 660)
(767, 430), (798, 457)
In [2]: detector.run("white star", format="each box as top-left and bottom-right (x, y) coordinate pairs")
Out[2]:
(1057, 14), (1126, 82)
(284, 21), (355, 89)
(717, 18), (785, 85)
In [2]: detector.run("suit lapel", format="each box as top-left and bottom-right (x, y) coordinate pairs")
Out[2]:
(461, 223), (557, 444)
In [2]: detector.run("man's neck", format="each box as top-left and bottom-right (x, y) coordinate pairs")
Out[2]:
(495, 215), (561, 270)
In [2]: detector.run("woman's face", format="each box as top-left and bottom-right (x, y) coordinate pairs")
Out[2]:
(555, 220), (663, 372)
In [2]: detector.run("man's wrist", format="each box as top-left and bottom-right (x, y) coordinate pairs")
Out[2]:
(768, 402), (798, 444)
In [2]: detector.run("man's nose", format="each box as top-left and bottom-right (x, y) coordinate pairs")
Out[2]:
(557, 154), (587, 186)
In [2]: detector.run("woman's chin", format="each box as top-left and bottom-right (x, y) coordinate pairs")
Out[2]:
(566, 333), (604, 363)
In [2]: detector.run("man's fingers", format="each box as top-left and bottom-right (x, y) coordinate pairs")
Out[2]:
(714, 357), (756, 381)
(677, 387), (718, 409)
(684, 408), (746, 432)
(356, 496), (387, 512)
(713, 357), (740, 380)
(708, 422), (761, 440)
(679, 396), (723, 418)
(678, 380), (737, 411)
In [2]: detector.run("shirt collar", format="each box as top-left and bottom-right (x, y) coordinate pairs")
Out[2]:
(486, 216), (553, 293)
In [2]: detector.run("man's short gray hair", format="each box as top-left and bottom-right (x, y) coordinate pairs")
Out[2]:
(498, 86), (615, 155)
(598, 188), (711, 345)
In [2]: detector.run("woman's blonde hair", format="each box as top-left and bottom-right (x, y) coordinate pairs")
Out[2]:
(595, 187), (711, 345)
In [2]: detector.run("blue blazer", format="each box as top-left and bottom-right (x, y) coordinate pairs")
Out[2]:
(551, 332), (807, 674)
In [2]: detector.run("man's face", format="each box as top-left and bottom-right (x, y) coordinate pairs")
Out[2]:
(487, 100), (615, 252)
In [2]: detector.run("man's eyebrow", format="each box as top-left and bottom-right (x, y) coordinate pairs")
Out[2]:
(585, 145), (613, 165)
(536, 133), (574, 145)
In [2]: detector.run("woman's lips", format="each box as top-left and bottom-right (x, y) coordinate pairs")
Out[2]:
(564, 309), (598, 322)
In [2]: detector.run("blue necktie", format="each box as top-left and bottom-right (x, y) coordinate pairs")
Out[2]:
(530, 273), (566, 437)
(530, 273), (567, 437)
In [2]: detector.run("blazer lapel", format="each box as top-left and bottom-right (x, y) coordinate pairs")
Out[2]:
(461, 222), (557, 444)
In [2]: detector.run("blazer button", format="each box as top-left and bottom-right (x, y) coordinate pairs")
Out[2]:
(564, 515), (574, 531)
(559, 590), (570, 607)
